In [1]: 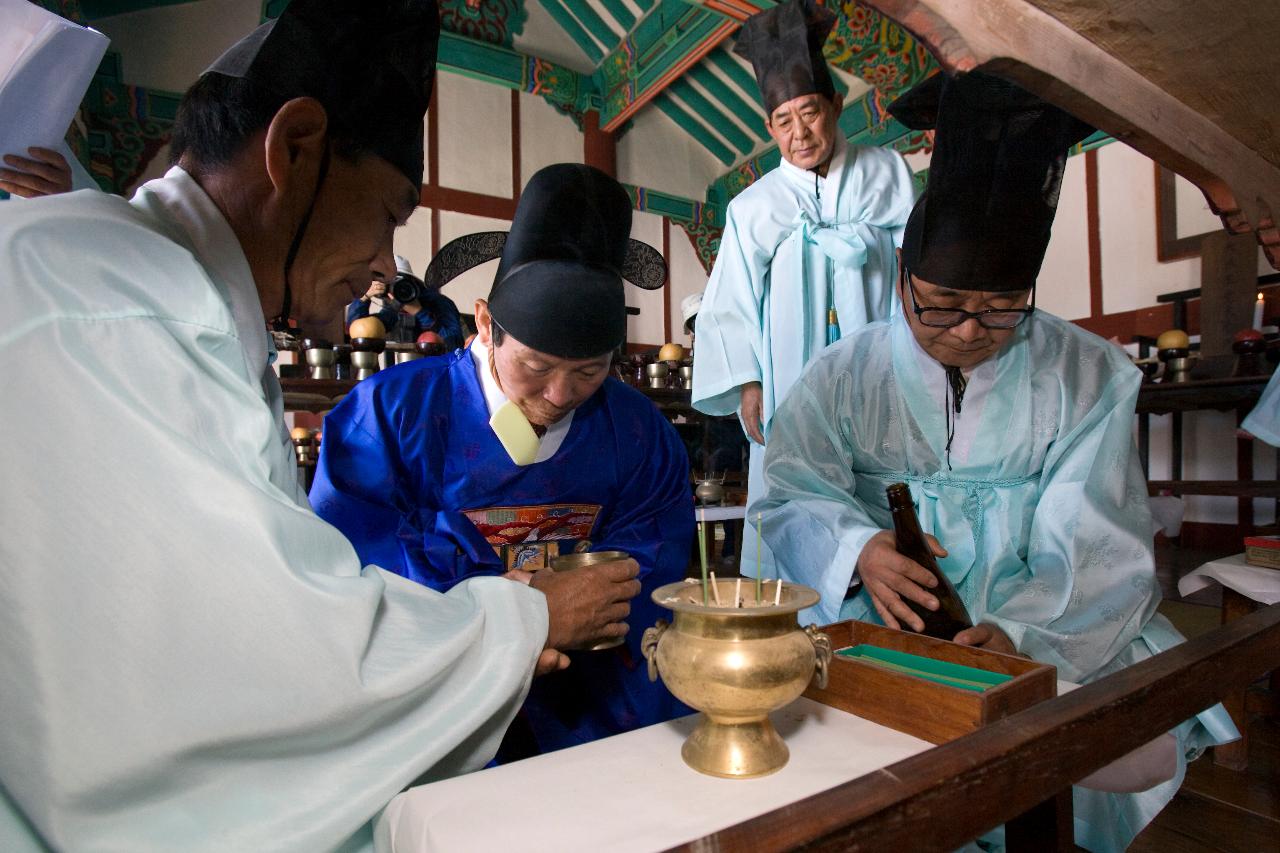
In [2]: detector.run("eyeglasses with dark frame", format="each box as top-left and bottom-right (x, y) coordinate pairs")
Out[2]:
(901, 266), (1036, 330)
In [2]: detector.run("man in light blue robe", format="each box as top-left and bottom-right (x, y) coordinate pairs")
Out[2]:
(1242, 367), (1280, 446)
(757, 71), (1238, 852)
(0, 4), (638, 851)
(313, 164), (694, 757)
(691, 0), (916, 567)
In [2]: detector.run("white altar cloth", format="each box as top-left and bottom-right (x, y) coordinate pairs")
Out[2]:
(375, 697), (932, 852)
(1177, 553), (1280, 605)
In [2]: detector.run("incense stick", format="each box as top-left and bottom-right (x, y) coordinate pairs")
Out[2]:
(709, 571), (723, 606)
(774, 578), (783, 606)
(735, 576), (742, 608)
(698, 507), (709, 605)
(755, 512), (763, 604)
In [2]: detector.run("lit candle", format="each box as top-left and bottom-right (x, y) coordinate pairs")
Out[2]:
(1255, 292), (1266, 330)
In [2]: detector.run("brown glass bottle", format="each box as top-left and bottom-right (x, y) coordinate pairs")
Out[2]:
(885, 482), (973, 639)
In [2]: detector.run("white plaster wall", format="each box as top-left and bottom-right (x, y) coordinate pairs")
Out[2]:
(518, 90), (582, 186)
(1037, 156), (1092, 321)
(93, 0), (260, 93)
(436, 211), (510, 315)
(628, 211), (666, 345)
(393, 206), (434, 285)
(667, 224), (709, 347)
(617, 106), (725, 201)
(1097, 143), (1201, 314)
(436, 71), (513, 197)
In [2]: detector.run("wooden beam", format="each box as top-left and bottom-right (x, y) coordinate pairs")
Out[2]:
(558, 0), (622, 53)
(672, 604), (1280, 852)
(538, 0), (606, 64)
(598, 1), (749, 132)
(685, 62), (768, 140)
(860, 0), (1280, 270)
(667, 77), (755, 154)
(654, 94), (735, 165)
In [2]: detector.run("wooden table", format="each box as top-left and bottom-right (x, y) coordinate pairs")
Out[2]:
(1136, 375), (1278, 538)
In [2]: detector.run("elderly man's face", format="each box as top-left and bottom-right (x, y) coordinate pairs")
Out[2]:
(902, 272), (1032, 369)
(475, 300), (612, 428)
(288, 154), (419, 340)
(766, 93), (842, 172)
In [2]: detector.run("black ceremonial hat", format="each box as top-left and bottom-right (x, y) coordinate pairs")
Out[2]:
(425, 164), (667, 359)
(205, 0), (437, 187)
(733, 0), (837, 116)
(888, 70), (1093, 292)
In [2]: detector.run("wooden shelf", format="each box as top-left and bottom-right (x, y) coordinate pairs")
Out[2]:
(1136, 374), (1270, 415)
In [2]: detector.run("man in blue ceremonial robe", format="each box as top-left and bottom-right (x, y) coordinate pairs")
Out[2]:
(691, 0), (916, 568)
(313, 164), (694, 755)
(756, 71), (1238, 852)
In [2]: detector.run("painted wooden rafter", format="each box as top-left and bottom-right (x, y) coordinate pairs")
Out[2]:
(596, 0), (770, 132)
(438, 32), (596, 120)
(861, 0), (1280, 269)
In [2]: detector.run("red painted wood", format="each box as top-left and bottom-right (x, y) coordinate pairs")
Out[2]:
(1085, 149), (1103, 318)
(583, 110), (617, 177)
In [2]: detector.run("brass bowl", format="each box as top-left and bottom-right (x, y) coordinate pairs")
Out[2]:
(551, 550), (630, 650)
(642, 579), (830, 778)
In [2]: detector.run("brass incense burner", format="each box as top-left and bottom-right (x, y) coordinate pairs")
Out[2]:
(642, 579), (831, 778)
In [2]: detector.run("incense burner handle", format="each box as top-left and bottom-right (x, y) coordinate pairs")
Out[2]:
(641, 619), (669, 683)
(806, 624), (832, 690)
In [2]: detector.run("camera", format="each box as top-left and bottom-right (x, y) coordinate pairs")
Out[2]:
(390, 272), (426, 304)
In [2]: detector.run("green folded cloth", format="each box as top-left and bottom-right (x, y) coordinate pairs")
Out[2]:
(836, 644), (1012, 693)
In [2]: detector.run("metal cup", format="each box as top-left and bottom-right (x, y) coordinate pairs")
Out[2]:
(304, 346), (336, 380)
(551, 549), (631, 650)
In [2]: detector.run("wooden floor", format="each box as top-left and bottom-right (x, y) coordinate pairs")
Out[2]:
(1129, 716), (1279, 853)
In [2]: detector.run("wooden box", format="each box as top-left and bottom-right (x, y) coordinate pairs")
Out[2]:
(804, 620), (1057, 744)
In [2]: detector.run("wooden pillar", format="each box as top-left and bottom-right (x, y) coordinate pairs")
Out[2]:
(1199, 230), (1258, 358)
(583, 109), (617, 177)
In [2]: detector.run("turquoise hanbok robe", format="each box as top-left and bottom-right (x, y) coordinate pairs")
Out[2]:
(0, 168), (546, 852)
(691, 136), (915, 566)
(1242, 367), (1280, 446)
(756, 309), (1238, 852)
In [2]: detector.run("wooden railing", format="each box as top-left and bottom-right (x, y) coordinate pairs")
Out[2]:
(672, 604), (1280, 853)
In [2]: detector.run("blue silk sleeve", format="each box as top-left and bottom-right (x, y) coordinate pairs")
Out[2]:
(311, 389), (503, 592)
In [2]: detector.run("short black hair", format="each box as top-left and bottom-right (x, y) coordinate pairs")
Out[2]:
(168, 73), (370, 171)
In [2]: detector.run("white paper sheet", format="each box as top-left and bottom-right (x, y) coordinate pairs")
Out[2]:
(376, 698), (933, 853)
(1177, 552), (1280, 605)
(0, 0), (108, 159)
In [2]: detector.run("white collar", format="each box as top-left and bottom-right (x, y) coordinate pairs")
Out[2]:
(469, 339), (574, 464)
(130, 166), (270, 376)
(905, 318), (997, 466)
(778, 133), (848, 193)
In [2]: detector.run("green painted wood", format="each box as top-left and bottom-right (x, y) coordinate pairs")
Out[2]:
(560, 0), (621, 54)
(655, 94), (735, 165)
(707, 48), (761, 108)
(437, 32), (592, 118)
(597, 0), (636, 31)
(539, 0), (605, 63)
(439, 32), (528, 86)
(686, 63), (766, 140)
(668, 77), (754, 154)
(599, 5), (727, 127)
